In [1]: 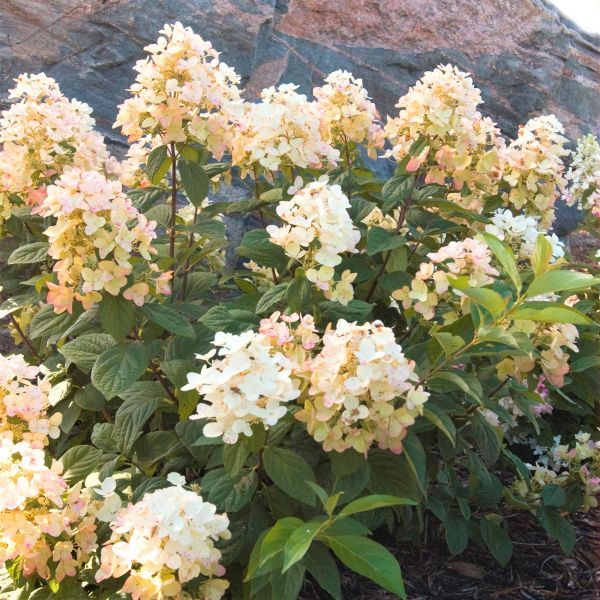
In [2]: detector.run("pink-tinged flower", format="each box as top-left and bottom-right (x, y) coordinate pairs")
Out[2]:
(46, 282), (74, 314)
(123, 282), (150, 307)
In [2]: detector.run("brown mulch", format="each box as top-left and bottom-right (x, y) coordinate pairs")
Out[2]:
(301, 509), (600, 599)
(567, 230), (600, 266)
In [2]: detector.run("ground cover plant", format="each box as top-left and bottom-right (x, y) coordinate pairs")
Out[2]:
(0, 21), (600, 600)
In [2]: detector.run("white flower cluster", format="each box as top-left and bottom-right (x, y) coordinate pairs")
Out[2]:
(484, 209), (564, 261)
(266, 180), (360, 305)
(393, 237), (499, 320)
(502, 115), (569, 227)
(565, 134), (600, 216)
(183, 329), (302, 443)
(39, 168), (170, 313)
(114, 21), (242, 150)
(384, 64), (504, 203)
(0, 73), (116, 225)
(228, 84), (339, 176)
(0, 354), (61, 448)
(297, 319), (429, 454)
(313, 70), (384, 157)
(185, 314), (428, 455)
(97, 477), (230, 600)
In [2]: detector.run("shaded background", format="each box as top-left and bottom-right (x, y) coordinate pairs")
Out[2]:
(0, 0), (599, 232)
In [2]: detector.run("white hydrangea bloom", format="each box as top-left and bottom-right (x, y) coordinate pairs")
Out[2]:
(296, 319), (429, 454)
(266, 180), (360, 304)
(565, 134), (600, 216)
(96, 481), (230, 600)
(183, 329), (301, 444)
(485, 209), (564, 261)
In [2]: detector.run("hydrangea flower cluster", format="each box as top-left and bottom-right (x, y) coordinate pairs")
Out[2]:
(484, 209), (564, 262)
(313, 70), (384, 157)
(185, 314), (428, 455)
(0, 73), (115, 226)
(384, 64), (504, 202)
(266, 180), (360, 305)
(228, 84), (339, 176)
(497, 321), (579, 387)
(182, 323), (307, 444)
(39, 168), (170, 313)
(297, 319), (429, 454)
(502, 115), (569, 227)
(0, 434), (97, 582)
(565, 134), (600, 216)
(114, 21), (241, 150)
(392, 237), (499, 320)
(96, 476), (230, 600)
(0, 354), (61, 448)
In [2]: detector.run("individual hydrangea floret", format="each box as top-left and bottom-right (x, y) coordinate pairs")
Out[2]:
(266, 179), (360, 305)
(296, 319), (429, 454)
(96, 476), (230, 600)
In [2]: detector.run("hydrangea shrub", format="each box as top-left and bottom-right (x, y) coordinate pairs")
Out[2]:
(0, 21), (599, 599)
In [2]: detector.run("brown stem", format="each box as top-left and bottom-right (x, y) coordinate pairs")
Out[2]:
(169, 142), (177, 262)
(8, 313), (41, 361)
(101, 407), (113, 423)
(179, 205), (199, 300)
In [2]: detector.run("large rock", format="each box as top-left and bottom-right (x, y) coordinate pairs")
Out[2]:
(0, 0), (598, 142)
(0, 0), (598, 233)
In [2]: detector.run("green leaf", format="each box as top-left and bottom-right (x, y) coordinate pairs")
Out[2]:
(480, 518), (513, 567)
(541, 484), (567, 508)
(114, 382), (163, 454)
(445, 514), (469, 555)
(223, 440), (250, 476)
(537, 506), (576, 553)
(525, 270), (600, 299)
(91, 341), (150, 400)
(7, 242), (49, 264)
(403, 433), (427, 496)
(141, 303), (195, 338)
(338, 494), (416, 518)
(60, 445), (103, 484)
(256, 282), (290, 314)
(323, 534), (406, 598)
(366, 226), (405, 255)
(286, 276), (311, 312)
(191, 218), (227, 240)
(481, 232), (521, 293)
(201, 468), (258, 512)
(247, 517), (304, 579)
(237, 229), (287, 269)
(531, 234), (553, 276)
(306, 543), (341, 600)
(59, 333), (116, 373)
(423, 404), (456, 446)
(428, 370), (483, 404)
(381, 175), (412, 214)
(146, 145), (171, 184)
(99, 294), (136, 341)
(283, 520), (324, 572)
(510, 302), (595, 325)
(73, 384), (106, 412)
(460, 287), (507, 318)
(178, 159), (209, 207)
(29, 304), (75, 341)
(263, 446), (316, 506)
